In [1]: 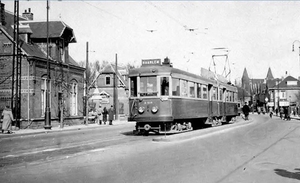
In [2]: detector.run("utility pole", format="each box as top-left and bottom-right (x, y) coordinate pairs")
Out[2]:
(44, 0), (51, 129)
(114, 53), (119, 120)
(84, 42), (89, 125)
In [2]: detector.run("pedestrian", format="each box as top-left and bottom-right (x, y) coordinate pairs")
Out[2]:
(287, 106), (291, 120)
(280, 107), (284, 119)
(1, 106), (15, 134)
(102, 107), (108, 124)
(269, 107), (273, 118)
(108, 105), (114, 125)
(242, 102), (250, 120)
(284, 107), (288, 120)
(97, 106), (103, 125)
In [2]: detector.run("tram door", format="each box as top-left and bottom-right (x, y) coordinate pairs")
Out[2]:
(208, 84), (213, 120)
(222, 88), (226, 117)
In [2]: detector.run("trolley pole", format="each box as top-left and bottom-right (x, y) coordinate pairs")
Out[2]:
(114, 53), (119, 120)
(84, 42), (89, 125)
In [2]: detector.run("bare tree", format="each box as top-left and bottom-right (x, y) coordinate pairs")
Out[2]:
(295, 91), (300, 105)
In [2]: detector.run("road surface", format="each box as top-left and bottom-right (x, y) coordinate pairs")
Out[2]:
(1, 114), (300, 183)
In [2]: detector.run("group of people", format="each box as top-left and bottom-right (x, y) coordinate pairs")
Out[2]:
(88, 105), (114, 125)
(266, 106), (296, 120)
(277, 106), (291, 120)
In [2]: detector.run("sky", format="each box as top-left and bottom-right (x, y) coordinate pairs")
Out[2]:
(3, 1), (300, 83)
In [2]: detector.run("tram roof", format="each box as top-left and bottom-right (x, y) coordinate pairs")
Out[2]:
(129, 65), (236, 91)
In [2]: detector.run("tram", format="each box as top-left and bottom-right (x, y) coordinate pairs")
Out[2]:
(128, 58), (238, 134)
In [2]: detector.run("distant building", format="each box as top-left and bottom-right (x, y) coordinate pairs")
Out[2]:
(0, 4), (85, 128)
(89, 63), (129, 119)
(268, 76), (300, 109)
(241, 66), (300, 111)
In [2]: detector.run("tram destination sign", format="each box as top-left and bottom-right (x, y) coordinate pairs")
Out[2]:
(142, 59), (161, 66)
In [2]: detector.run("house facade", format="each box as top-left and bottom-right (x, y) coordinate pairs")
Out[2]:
(89, 63), (129, 119)
(268, 76), (300, 109)
(0, 4), (85, 129)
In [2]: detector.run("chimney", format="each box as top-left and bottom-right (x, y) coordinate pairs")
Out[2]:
(22, 8), (33, 21)
(0, 2), (6, 26)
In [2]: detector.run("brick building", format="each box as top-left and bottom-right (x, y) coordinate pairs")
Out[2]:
(0, 4), (85, 129)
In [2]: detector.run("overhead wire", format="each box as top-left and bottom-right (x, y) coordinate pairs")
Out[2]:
(79, 0), (150, 33)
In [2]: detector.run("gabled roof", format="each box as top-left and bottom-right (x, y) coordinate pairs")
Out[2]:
(270, 76), (300, 89)
(2, 9), (79, 67)
(22, 21), (76, 43)
(97, 64), (128, 89)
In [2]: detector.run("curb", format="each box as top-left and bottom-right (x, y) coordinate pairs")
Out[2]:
(0, 121), (130, 139)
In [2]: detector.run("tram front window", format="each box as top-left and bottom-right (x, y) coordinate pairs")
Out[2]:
(140, 76), (157, 96)
(161, 77), (169, 96)
(130, 77), (137, 97)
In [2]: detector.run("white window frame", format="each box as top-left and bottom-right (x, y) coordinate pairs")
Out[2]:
(70, 82), (78, 116)
(41, 77), (51, 116)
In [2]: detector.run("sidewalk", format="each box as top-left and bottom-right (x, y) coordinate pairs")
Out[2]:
(0, 120), (129, 138)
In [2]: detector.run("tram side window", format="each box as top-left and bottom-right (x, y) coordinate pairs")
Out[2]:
(140, 76), (157, 96)
(188, 82), (195, 98)
(130, 77), (137, 97)
(160, 77), (169, 96)
(213, 87), (217, 101)
(197, 83), (202, 98)
(180, 80), (188, 97)
(234, 92), (237, 102)
(202, 85), (208, 99)
(220, 88), (223, 101)
(226, 91), (229, 101)
(172, 78), (180, 96)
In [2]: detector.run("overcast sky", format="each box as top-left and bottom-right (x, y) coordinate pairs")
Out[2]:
(3, 1), (300, 82)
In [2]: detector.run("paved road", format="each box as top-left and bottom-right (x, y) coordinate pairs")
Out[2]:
(1, 114), (300, 183)
(0, 123), (146, 168)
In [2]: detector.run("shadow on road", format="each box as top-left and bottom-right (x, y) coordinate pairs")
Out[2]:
(121, 131), (171, 137)
(274, 168), (300, 180)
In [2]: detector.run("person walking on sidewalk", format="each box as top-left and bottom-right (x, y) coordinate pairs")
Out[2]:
(102, 107), (108, 124)
(97, 106), (103, 125)
(242, 102), (250, 120)
(280, 107), (284, 119)
(269, 107), (273, 118)
(108, 105), (114, 125)
(1, 106), (15, 134)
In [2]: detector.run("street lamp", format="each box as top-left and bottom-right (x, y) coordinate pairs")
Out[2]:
(292, 40), (300, 79)
(44, 0), (51, 129)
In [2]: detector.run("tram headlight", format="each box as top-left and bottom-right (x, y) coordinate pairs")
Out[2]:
(151, 106), (159, 114)
(138, 107), (145, 114)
